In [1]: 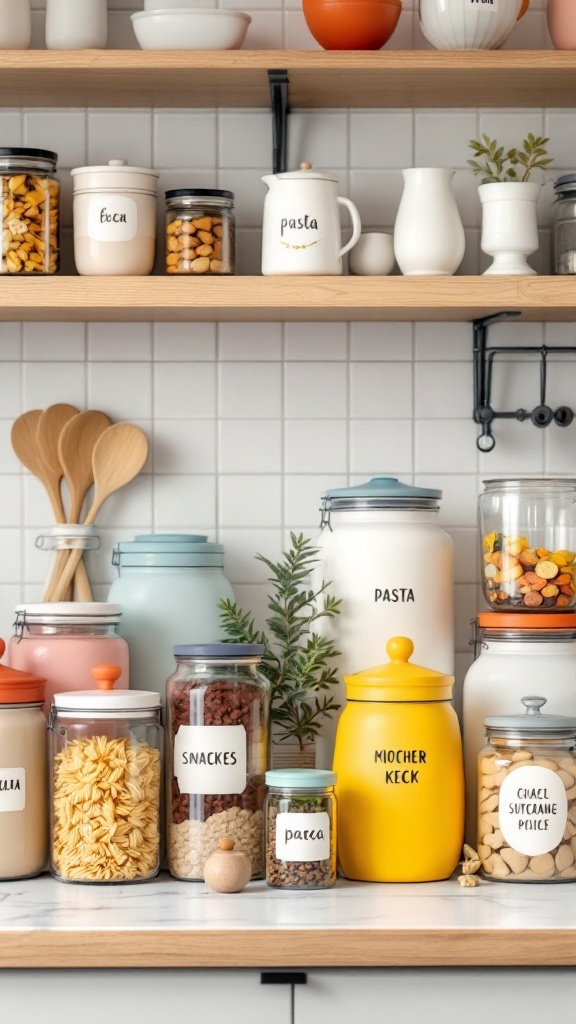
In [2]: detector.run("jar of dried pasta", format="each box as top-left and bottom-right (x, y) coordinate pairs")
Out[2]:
(165, 189), (235, 275)
(49, 664), (163, 884)
(0, 147), (59, 274)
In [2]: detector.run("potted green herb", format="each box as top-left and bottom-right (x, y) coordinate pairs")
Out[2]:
(468, 133), (553, 275)
(220, 533), (341, 768)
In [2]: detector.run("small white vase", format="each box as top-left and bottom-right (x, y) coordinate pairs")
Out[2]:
(46, 0), (108, 49)
(394, 167), (465, 276)
(479, 181), (541, 276)
(0, 0), (31, 49)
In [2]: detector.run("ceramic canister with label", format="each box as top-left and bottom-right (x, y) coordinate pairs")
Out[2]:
(71, 159), (159, 275)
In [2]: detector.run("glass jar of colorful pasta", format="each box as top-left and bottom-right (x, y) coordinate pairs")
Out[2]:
(0, 147), (60, 274)
(49, 664), (163, 884)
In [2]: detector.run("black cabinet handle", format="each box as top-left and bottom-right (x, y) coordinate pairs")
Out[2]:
(260, 972), (307, 986)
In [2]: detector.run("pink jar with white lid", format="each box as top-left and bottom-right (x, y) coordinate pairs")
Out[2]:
(8, 603), (129, 716)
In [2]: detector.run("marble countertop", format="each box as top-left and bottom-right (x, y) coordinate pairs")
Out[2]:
(1, 873), (575, 968)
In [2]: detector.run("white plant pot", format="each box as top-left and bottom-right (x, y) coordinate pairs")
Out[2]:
(479, 181), (541, 276)
(419, 0), (523, 50)
(394, 167), (465, 276)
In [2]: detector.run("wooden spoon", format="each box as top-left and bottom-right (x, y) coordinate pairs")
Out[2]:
(57, 410), (113, 602)
(51, 423), (149, 602)
(35, 404), (79, 602)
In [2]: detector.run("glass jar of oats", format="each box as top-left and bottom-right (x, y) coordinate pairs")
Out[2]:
(165, 189), (235, 275)
(478, 696), (576, 882)
(49, 664), (163, 884)
(0, 147), (59, 274)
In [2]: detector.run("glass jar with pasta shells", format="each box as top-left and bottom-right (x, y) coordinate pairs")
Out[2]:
(49, 664), (163, 884)
(165, 189), (235, 275)
(0, 147), (59, 274)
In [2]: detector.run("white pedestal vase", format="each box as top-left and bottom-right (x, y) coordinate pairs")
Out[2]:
(479, 181), (541, 276)
(394, 167), (465, 276)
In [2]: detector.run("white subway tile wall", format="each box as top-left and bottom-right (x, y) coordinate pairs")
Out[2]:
(1, 0), (574, 707)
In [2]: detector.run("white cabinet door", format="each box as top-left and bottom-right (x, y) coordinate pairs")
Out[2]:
(1, 969), (291, 1024)
(296, 968), (576, 1024)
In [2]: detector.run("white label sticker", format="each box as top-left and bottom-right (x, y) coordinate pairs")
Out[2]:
(0, 768), (25, 812)
(174, 725), (246, 795)
(87, 194), (137, 242)
(275, 812), (330, 862)
(468, 0), (499, 9)
(499, 765), (568, 856)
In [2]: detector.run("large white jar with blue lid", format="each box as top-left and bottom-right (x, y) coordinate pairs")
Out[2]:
(316, 477), (454, 749)
(108, 534), (235, 699)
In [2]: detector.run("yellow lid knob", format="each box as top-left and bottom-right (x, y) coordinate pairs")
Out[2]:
(386, 636), (414, 663)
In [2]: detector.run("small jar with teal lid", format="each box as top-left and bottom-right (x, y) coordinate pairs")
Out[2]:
(265, 769), (337, 889)
(108, 534), (235, 699)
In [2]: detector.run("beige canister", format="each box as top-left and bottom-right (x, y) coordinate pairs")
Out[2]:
(71, 159), (159, 275)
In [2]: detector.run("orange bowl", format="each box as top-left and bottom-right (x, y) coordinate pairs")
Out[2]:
(303, 0), (402, 49)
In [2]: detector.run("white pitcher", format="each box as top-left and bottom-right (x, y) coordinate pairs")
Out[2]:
(46, 0), (108, 49)
(261, 162), (361, 276)
(394, 167), (465, 276)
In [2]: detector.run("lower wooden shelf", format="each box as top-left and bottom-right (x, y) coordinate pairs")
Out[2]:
(0, 275), (574, 323)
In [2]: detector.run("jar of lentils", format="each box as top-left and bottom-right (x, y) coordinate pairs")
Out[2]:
(0, 147), (59, 274)
(165, 189), (234, 275)
(167, 643), (270, 881)
(265, 769), (338, 889)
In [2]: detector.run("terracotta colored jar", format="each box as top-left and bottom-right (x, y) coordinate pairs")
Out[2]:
(548, 0), (576, 49)
(303, 0), (402, 50)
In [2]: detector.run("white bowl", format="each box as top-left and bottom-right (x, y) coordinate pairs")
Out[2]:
(131, 9), (251, 50)
(349, 233), (395, 276)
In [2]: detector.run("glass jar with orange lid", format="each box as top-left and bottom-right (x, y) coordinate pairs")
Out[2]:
(463, 612), (576, 843)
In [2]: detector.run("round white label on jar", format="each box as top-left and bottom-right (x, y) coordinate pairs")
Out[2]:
(499, 765), (567, 856)
(275, 811), (330, 862)
(87, 194), (137, 242)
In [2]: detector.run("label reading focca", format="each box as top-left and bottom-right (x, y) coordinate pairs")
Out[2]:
(88, 194), (138, 242)
(499, 765), (567, 856)
(174, 725), (247, 795)
(275, 811), (330, 862)
(0, 768), (25, 813)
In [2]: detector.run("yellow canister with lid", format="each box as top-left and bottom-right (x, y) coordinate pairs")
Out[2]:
(333, 636), (464, 882)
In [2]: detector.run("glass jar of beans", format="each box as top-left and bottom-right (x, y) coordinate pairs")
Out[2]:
(265, 769), (338, 890)
(167, 643), (270, 882)
(165, 189), (235, 275)
(0, 147), (60, 274)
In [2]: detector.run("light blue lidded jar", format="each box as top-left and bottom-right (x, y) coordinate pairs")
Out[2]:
(108, 534), (235, 699)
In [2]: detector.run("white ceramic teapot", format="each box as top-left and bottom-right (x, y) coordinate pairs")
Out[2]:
(261, 163), (361, 276)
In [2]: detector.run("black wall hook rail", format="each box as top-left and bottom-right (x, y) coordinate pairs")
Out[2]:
(473, 313), (576, 452)
(268, 69), (289, 175)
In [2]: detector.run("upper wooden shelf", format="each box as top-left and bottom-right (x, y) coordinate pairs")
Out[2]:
(0, 50), (575, 108)
(0, 275), (574, 323)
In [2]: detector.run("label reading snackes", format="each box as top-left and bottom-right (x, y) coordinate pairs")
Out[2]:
(0, 768), (25, 812)
(275, 812), (330, 862)
(88, 194), (137, 242)
(499, 766), (567, 856)
(174, 725), (246, 795)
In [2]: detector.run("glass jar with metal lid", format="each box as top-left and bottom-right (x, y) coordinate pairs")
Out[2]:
(0, 147), (59, 274)
(265, 768), (337, 889)
(480, 478), (576, 610)
(553, 174), (576, 275)
(478, 696), (576, 882)
(50, 664), (163, 884)
(165, 188), (235, 275)
(167, 643), (270, 882)
(463, 612), (576, 843)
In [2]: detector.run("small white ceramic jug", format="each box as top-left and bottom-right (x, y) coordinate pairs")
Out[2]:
(46, 0), (108, 49)
(394, 167), (465, 276)
(0, 0), (31, 48)
(261, 163), (361, 276)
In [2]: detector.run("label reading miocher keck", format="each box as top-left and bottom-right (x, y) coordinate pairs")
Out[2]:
(374, 748), (427, 784)
(0, 768), (25, 812)
(174, 725), (246, 795)
(499, 765), (568, 856)
(275, 812), (330, 862)
(88, 194), (138, 242)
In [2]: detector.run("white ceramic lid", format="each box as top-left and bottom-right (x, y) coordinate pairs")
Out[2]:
(15, 602), (122, 624)
(54, 689), (161, 710)
(71, 159), (160, 178)
(274, 162), (338, 182)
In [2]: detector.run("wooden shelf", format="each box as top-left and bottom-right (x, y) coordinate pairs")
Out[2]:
(0, 275), (574, 323)
(0, 50), (575, 108)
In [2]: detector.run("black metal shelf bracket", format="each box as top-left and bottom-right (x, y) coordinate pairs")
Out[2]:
(268, 69), (289, 175)
(473, 312), (576, 452)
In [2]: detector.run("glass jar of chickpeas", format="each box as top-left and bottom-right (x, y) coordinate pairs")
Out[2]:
(0, 148), (59, 274)
(165, 189), (234, 275)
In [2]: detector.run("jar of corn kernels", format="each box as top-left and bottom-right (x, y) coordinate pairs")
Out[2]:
(165, 189), (235, 275)
(0, 147), (59, 274)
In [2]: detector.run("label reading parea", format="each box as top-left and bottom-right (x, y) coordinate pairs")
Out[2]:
(275, 812), (330, 862)
(0, 768), (25, 812)
(174, 725), (246, 795)
(88, 194), (137, 242)
(499, 765), (568, 856)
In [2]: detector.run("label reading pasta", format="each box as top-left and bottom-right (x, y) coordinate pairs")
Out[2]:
(88, 194), (137, 242)
(499, 765), (568, 856)
(275, 812), (330, 862)
(174, 725), (247, 795)
(0, 768), (25, 812)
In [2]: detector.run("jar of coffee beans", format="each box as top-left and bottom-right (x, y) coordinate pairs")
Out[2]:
(165, 189), (234, 275)
(167, 643), (270, 881)
(265, 769), (337, 890)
